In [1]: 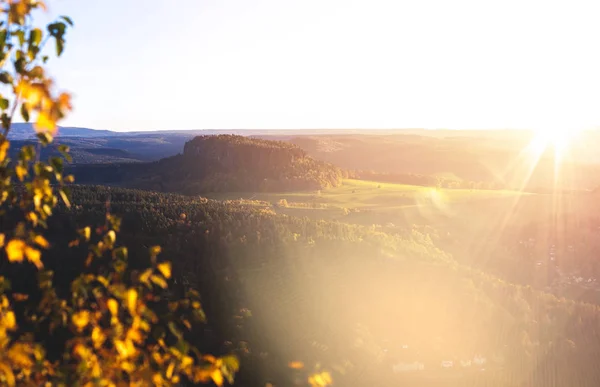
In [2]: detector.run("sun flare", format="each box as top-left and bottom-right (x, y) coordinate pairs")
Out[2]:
(528, 127), (582, 161)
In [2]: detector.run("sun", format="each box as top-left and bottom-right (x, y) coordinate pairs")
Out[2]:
(528, 127), (581, 161)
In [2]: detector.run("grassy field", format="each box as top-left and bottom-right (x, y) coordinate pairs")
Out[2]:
(205, 179), (532, 227)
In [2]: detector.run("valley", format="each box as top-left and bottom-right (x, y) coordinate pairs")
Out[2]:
(23, 128), (600, 386)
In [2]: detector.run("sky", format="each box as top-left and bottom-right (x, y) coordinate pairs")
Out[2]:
(37, 0), (600, 131)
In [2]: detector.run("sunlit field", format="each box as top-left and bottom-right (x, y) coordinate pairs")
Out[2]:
(208, 178), (530, 210)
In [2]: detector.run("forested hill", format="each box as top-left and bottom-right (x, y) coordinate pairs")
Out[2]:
(37, 185), (600, 386)
(70, 135), (345, 193)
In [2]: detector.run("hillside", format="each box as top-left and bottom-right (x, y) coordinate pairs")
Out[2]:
(70, 135), (345, 193)
(32, 185), (600, 386)
(282, 134), (600, 192)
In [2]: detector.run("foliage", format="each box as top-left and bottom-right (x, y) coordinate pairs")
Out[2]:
(53, 185), (600, 387)
(0, 2), (239, 386)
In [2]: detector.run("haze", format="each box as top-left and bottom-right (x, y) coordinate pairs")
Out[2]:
(40, 0), (600, 131)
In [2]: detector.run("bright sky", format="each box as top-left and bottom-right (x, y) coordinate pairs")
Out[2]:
(41, 0), (600, 131)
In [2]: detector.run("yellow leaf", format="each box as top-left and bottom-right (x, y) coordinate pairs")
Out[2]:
(114, 340), (127, 357)
(7, 343), (34, 369)
(59, 189), (71, 208)
(0, 234), (4, 248)
(80, 226), (91, 241)
(203, 355), (217, 363)
(106, 230), (116, 244)
(72, 310), (90, 330)
(157, 262), (171, 279)
(153, 373), (164, 385)
(0, 140), (9, 163)
(126, 327), (142, 344)
(107, 298), (118, 316)
(25, 246), (43, 269)
(150, 274), (167, 289)
(139, 269), (152, 285)
(17, 81), (45, 107)
(121, 361), (135, 373)
(210, 370), (224, 387)
(6, 239), (26, 262)
(181, 355), (194, 369)
(0, 362), (15, 387)
(166, 362), (175, 380)
(91, 326), (105, 348)
(35, 111), (57, 135)
(194, 369), (212, 383)
(26, 212), (38, 226)
(114, 339), (136, 359)
(15, 164), (27, 181)
(3, 311), (16, 330)
(127, 289), (137, 316)
(33, 193), (41, 209)
(33, 235), (50, 249)
(58, 92), (72, 111)
(288, 361), (304, 370)
(149, 245), (161, 257)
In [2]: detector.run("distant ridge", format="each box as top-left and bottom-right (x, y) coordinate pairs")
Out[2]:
(3, 125), (548, 140)
(7, 123), (116, 139)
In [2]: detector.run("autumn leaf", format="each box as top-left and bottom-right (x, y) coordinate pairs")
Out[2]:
(3, 311), (16, 330)
(25, 246), (43, 269)
(139, 268), (152, 285)
(58, 92), (72, 111)
(166, 362), (175, 380)
(114, 339), (136, 359)
(157, 262), (171, 279)
(35, 111), (57, 134)
(0, 234), (4, 248)
(79, 226), (91, 241)
(59, 188), (71, 208)
(7, 343), (35, 369)
(0, 362), (15, 387)
(6, 239), (26, 262)
(127, 288), (137, 316)
(211, 370), (224, 387)
(107, 298), (118, 316)
(72, 310), (90, 330)
(126, 327), (142, 344)
(149, 245), (161, 258)
(106, 230), (116, 244)
(150, 274), (167, 289)
(15, 164), (27, 181)
(91, 326), (105, 348)
(26, 211), (38, 226)
(33, 234), (50, 249)
(0, 140), (8, 162)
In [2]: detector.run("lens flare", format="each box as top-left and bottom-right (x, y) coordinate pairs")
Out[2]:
(528, 127), (582, 162)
